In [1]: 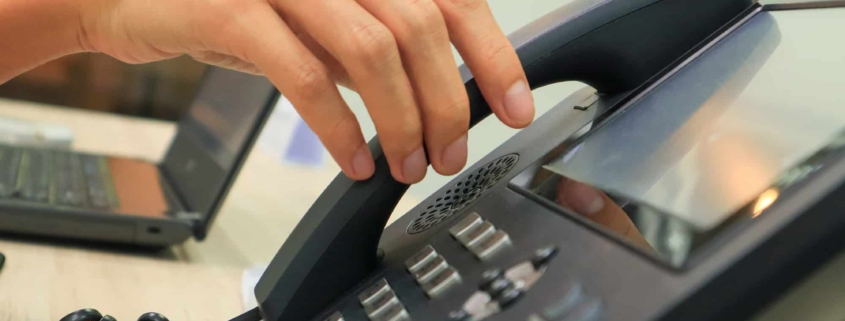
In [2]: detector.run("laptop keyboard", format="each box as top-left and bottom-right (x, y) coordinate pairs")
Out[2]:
(0, 145), (119, 209)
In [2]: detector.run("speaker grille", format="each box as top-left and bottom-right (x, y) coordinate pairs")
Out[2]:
(407, 154), (519, 234)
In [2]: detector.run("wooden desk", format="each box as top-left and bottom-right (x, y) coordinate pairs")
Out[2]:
(0, 99), (421, 320)
(0, 99), (842, 321)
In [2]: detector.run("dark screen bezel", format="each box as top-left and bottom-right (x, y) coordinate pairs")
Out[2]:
(159, 68), (280, 239)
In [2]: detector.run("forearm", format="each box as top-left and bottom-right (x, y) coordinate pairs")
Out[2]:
(0, 0), (92, 84)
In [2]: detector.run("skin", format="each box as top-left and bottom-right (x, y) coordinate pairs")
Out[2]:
(0, 0), (536, 184)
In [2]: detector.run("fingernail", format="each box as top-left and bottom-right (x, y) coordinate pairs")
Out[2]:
(441, 134), (468, 174)
(503, 80), (535, 125)
(402, 147), (427, 183)
(352, 144), (374, 179)
(561, 180), (605, 216)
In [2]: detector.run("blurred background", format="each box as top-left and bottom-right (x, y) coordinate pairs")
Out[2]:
(0, 55), (207, 121)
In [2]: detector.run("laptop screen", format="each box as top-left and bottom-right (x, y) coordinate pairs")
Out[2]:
(161, 68), (278, 233)
(180, 69), (277, 168)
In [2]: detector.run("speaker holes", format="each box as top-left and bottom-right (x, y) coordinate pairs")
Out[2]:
(407, 154), (519, 234)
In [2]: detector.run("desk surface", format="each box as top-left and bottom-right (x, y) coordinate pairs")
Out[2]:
(0, 99), (842, 321)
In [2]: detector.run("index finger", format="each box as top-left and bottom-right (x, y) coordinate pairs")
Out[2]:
(433, 0), (535, 128)
(222, 4), (375, 181)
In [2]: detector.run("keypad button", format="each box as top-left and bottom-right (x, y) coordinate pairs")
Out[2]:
(412, 255), (448, 284)
(421, 267), (462, 298)
(359, 279), (392, 308)
(479, 268), (505, 292)
(470, 230), (512, 260)
(449, 212), (483, 239)
(458, 221), (496, 248)
(486, 277), (512, 298)
(365, 291), (401, 319)
(405, 245), (437, 274)
(325, 311), (345, 321)
(497, 286), (524, 308)
(374, 304), (411, 321)
(532, 245), (559, 268)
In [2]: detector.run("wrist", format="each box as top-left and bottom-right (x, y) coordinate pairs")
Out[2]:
(74, 0), (111, 53)
(26, 0), (100, 55)
(0, 0), (101, 82)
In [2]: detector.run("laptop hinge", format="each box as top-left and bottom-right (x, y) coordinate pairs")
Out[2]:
(157, 164), (204, 236)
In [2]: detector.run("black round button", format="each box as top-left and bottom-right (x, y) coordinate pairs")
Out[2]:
(487, 277), (512, 298)
(497, 286), (524, 308)
(448, 309), (471, 321)
(479, 268), (505, 291)
(532, 245), (559, 268)
(101, 315), (118, 321)
(138, 312), (170, 321)
(60, 309), (103, 321)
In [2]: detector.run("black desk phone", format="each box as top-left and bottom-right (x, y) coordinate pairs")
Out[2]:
(63, 0), (845, 320)
(254, 0), (845, 320)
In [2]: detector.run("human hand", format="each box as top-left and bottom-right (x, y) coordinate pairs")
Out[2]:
(78, 0), (535, 184)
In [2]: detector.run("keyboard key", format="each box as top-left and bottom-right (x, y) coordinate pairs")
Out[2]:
(16, 150), (51, 203)
(0, 146), (116, 209)
(82, 155), (110, 208)
(53, 152), (88, 207)
(0, 147), (22, 198)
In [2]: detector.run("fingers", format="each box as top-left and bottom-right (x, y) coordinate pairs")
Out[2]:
(284, 16), (355, 89)
(355, 0), (470, 176)
(277, 0), (428, 184)
(224, 4), (375, 180)
(556, 178), (653, 250)
(433, 0), (535, 128)
(212, 0), (525, 183)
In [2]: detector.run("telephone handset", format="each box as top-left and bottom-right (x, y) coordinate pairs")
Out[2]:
(253, 0), (756, 320)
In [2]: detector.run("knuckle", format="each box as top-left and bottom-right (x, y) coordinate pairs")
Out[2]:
(324, 115), (359, 146)
(479, 35), (511, 61)
(444, 94), (470, 114)
(209, 0), (252, 33)
(429, 98), (470, 130)
(348, 23), (398, 63)
(400, 1), (446, 39)
(381, 116), (422, 144)
(291, 61), (332, 99)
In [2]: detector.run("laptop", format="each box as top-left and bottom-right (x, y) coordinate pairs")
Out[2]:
(0, 67), (279, 246)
